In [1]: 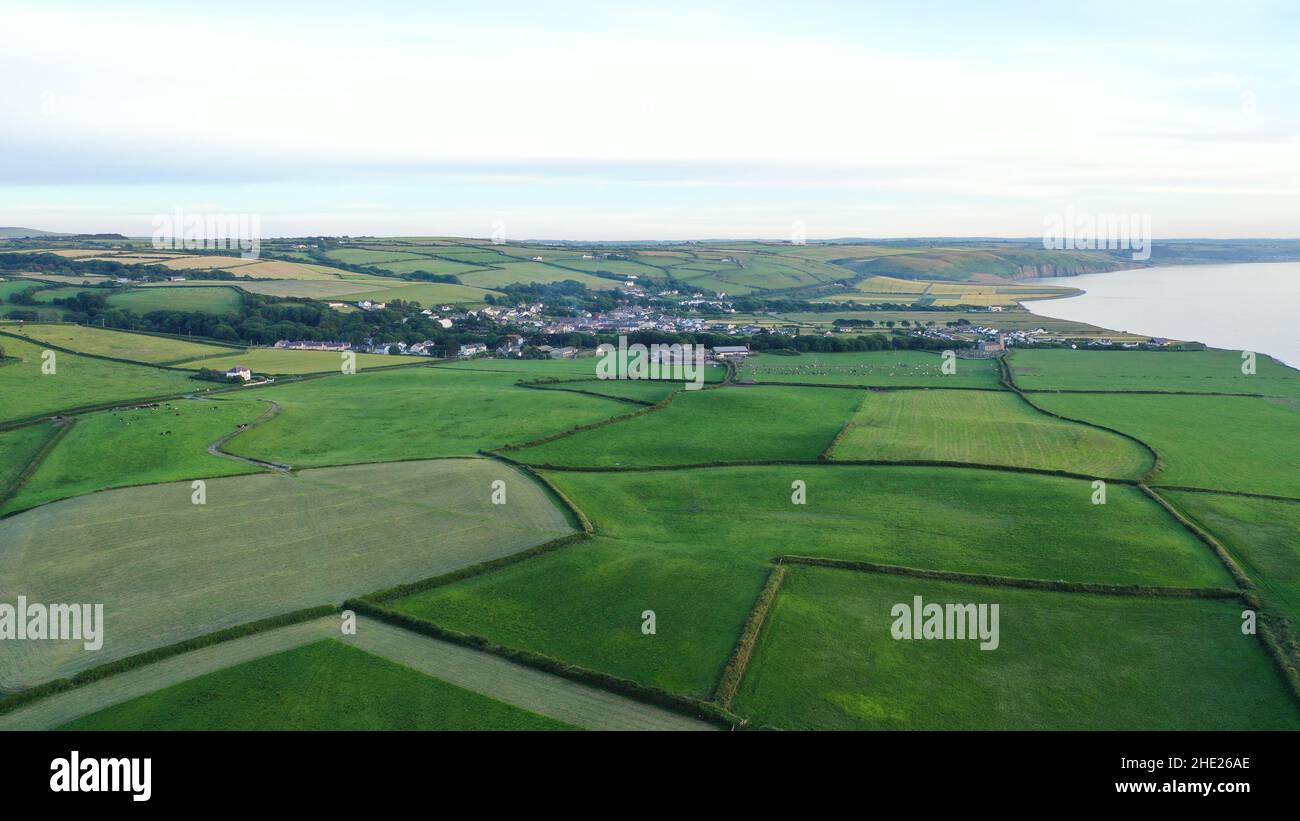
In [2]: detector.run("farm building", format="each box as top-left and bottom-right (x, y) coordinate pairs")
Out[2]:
(458, 343), (488, 358)
(978, 336), (1005, 353)
(711, 345), (751, 360)
(224, 365), (252, 381)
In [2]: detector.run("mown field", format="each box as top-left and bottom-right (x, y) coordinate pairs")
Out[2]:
(734, 567), (1298, 730)
(737, 350), (1002, 389)
(0, 336), (200, 424)
(62, 640), (574, 731)
(0, 458), (572, 689)
(1032, 393), (1300, 498)
(225, 367), (632, 468)
(1167, 491), (1300, 625)
(108, 286), (243, 315)
(389, 465), (1229, 697)
(1012, 349), (1300, 396)
(0, 397), (265, 515)
(830, 389), (1152, 478)
(3, 323), (234, 363)
(513, 386), (863, 467)
(171, 347), (400, 374)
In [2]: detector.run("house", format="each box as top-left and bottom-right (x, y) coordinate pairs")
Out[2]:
(225, 365), (252, 381)
(458, 343), (488, 358)
(978, 336), (1005, 353)
(711, 345), (750, 360)
(989, 305), (1003, 312)
(548, 346), (578, 359)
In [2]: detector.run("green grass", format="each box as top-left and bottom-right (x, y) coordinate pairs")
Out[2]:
(1032, 393), (1300, 498)
(1167, 491), (1300, 626)
(1, 397), (266, 515)
(514, 386), (863, 467)
(733, 567), (1298, 730)
(170, 347), (399, 374)
(0, 458), (572, 690)
(225, 367), (631, 468)
(0, 336), (200, 424)
(738, 350), (1002, 388)
(0, 422), (58, 500)
(831, 389), (1152, 478)
(344, 281), (501, 306)
(458, 263), (625, 291)
(60, 640), (573, 730)
(107, 286), (243, 315)
(1011, 349), (1300, 396)
(2, 323), (234, 363)
(389, 465), (1229, 697)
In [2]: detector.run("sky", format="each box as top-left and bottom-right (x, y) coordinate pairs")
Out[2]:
(1, 0), (1298, 240)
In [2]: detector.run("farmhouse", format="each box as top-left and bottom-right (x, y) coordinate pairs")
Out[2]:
(548, 346), (578, 359)
(224, 365), (252, 381)
(977, 336), (1005, 353)
(458, 342), (488, 358)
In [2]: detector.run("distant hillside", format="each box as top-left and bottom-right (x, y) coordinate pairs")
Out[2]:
(0, 227), (69, 239)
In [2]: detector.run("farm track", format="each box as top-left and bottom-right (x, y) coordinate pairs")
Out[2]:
(342, 617), (713, 731)
(205, 398), (292, 472)
(0, 618), (338, 730)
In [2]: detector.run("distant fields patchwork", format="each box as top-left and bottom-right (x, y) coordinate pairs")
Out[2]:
(1032, 393), (1300, 497)
(738, 350), (1002, 388)
(513, 386), (863, 466)
(1012, 348), (1300, 396)
(734, 568), (1297, 730)
(0, 458), (572, 690)
(830, 389), (1152, 477)
(62, 640), (574, 731)
(390, 465), (1230, 696)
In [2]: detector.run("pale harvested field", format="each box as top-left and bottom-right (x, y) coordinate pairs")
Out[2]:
(0, 458), (573, 690)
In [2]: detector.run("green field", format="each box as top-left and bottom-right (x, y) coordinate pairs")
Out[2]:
(831, 389), (1152, 477)
(390, 465), (1229, 696)
(0, 397), (266, 515)
(2, 323), (234, 363)
(62, 640), (573, 730)
(0, 458), (572, 690)
(0, 335), (200, 424)
(171, 347), (400, 374)
(737, 350), (1002, 388)
(458, 263), (626, 291)
(1167, 491), (1300, 625)
(513, 386), (863, 467)
(1012, 349), (1300, 396)
(1032, 393), (1300, 498)
(108, 286), (243, 315)
(733, 567), (1297, 730)
(225, 367), (631, 468)
(529, 378), (684, 403)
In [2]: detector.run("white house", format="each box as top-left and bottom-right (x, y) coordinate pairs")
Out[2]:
(458, 342), (488, 358)
(225, 366), (252, 381)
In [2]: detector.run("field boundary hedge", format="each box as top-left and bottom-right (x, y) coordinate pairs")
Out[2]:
(521, 456), (1140, 485)
(342, 598), (741, 728)
(0, 604), (337, 716)
(0, 417), (72, 511)
(1139, 485), (1255, 590)
(1152, 484), (1300, 505)
(998, 354), (1163, 482)
(515, 379), (661, 406)
(494, 390), (681, 453)
(364, 533), (591, 603)
(481, 452), (595, 534)
(819, 391), (869, 460)
(777, 555), (1244, 599)
(714, 564), (788, 707)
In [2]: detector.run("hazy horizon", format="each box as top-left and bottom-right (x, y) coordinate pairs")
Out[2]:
(3, 0), (1298, 239)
